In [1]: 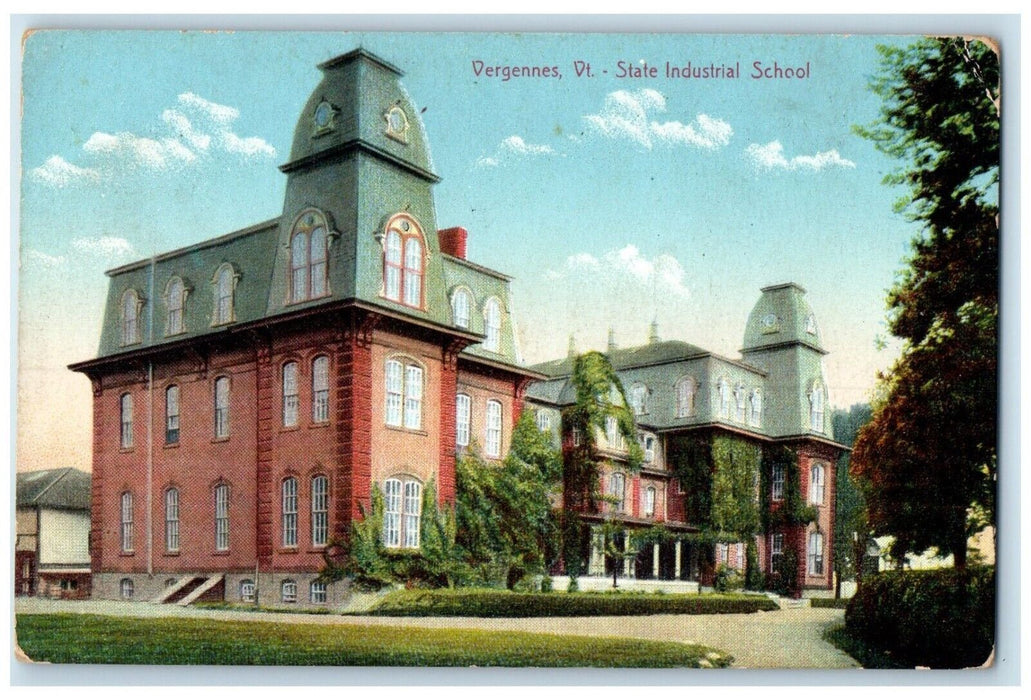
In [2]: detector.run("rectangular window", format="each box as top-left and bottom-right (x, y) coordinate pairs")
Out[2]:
(215, 485), (229, 551)
(312, 356), (329, 423)
(643, 486), (656, 517)
(282, 478), (298, 548)
(771, 464), (785, 501)
(808, 532), (825, 575)
(383, 479), (402, 548)
(485, 400), (502, 458)
(771, 533), (784, 574)
(639, 433), (655, 463)
(281, 580), (297, 604)
(282, 363), (299, 427)
(535, 410), (551, 432)
(120, 393), (134, 449)
(403, 481), (422, 548)
(610, 473), (625, 513)
(214, 377), (230, 439)
(455, 394), (471, 447)
(165, 489), (179, 552)
(404, 365), (423, 429)
(121, 492), (134, 552)
(310, 581), (327, 604)
(165, 386), (179, 444)
(312, 476), (328, 547)
(240, 580), (256, 603)
(809, 465), (825, 505)
(385, 360), (403, 427)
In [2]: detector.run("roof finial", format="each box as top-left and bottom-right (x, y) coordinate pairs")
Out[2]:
(649, 319), (660, 344)
(567, 334), (577, 358)
(607, 327), (617, 352)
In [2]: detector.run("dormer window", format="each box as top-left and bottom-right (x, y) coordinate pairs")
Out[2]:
(165, 277), (187, 336)
(805, 313), (818, 335)
(749, 388), (763, 427)
(809, 381), (825, 433)
(733, 384), (747, 422)
(718, 378), (732, 419)
(675, 376), (697, 418)
(451, 288), (472, 329)
(212, 264), (237, 326)
(384, 105), (410, 143)
(382, 215), (425, 310)
(483, 298), (502, 352)
(290, 210), (330, 303)
(121, 289), (142, 346)
(630, 384), (648, 416)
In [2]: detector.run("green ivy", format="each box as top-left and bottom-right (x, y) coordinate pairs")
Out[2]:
(761, 444), (818, 531)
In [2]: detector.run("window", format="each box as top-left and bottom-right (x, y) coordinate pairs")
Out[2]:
(165, 488), (180, 553)
(312, 475), (328, 547)
(282, 477), (298, 548)
(643, 486), (656, 517)
(630, 384), (648, 415)
(121, 290), (141, 346)
(749, 388), (762, 427)
(281, 579), (297, 604)
(455, 393), (471, 447)
(809, 381), (825, 433)
(312, 355), (329, 423)
(809, 464), (826, 506)
(240, 579), (255, 603)
(734, 384), (747, 422)
(282, 362), (299, 427)
(771, 464), (785, 501)
(451, 289), (471, 328)
(718, 379), (732, 419)
(484, 298), (502, 352)
(675, 376), (697, 418)
(383, 477), (422, 549)
(736, 543), (745, 570)
(120, 393), (134, 449)
(609, 472), (626, 513)
(639, 433), (655, 463)
(165, 276), (186, 336)
(771, 533), (784, 574)
(535, 410), (551, 433)
(382, 215), (424, 309)
(120, 578), (134, 599)
(808, 531), (825, 575)
(213, 264), (235, 325)
(805, 313), (818, 335)
(605, 415), (624, 450)
(485, 399), (503, 458)
(214, 376), (230, 438)
(165, 385), (179, 444)
(214, 483), (229, 551)
(290, 210), (330, 303)
(121, 491), (134, 552)
(572, 427), (582, 447)
(310, 581), (327, 604)
(385, 358), (423, 430)
(718, 543), (729, 565)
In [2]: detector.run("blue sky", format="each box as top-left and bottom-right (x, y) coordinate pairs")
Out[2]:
(19, 30), (923, 470)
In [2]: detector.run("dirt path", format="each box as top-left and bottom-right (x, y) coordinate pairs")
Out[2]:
(15, 598), (858, 669)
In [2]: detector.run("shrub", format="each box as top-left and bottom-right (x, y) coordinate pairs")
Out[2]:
(541, 576), (553, 593)
(810, 597), (850, 609)
(364, 588), (778, 617)
(844, 566), (994, 668)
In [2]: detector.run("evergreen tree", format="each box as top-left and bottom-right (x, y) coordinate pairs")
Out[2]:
(831, 404), (872, 594)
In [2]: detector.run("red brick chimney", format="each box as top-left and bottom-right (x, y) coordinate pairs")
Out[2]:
(438, 227), (468, 259)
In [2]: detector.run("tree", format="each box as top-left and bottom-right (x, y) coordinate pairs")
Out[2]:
(852, 38), (999, 568)
(831, 404), (872, 595)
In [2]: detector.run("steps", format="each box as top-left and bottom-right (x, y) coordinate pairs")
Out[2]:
(152, 575), (224, 605)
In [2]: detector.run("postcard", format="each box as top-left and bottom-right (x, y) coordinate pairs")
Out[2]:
(14, 28), (1000, 672)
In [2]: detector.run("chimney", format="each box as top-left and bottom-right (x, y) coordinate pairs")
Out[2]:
(438, 227), (468, 259)
(567, 334), (577, 358)
(649, 320), (660, 344)
(607, 327), (617, 352)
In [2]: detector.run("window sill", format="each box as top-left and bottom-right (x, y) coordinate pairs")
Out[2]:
(212, 436), (230, 444)
(212, 550), (231, 557)
(308, 422), (330, 430)
(119, 551), (135, 557)
(163, 551), (180, 557)
(307, 547), (327, 555)
(278, 547), (300, 555)
(280, 425), (301, 433)
(163, 442), (180, 450)
(118, 447), (135, 454)
(384, 425), (428, 437)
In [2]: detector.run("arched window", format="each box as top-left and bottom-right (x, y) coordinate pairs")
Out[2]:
(312, 475), (329, 547)
(214, 483), (229, 552)
(485, 399), (503, 458)
(605, 415), (624, 450)
(385, 357), (423, 430)
(240, 579), (256, 603)
(282, 477), (298, 547)
(455, 393), (471, 448)
(451, 288), (472, 329)
(165, 385), (180, 444)
(383, 477), (422, 549)
(165, 277), (187, 336)
(214, 376), (230, 439)
(484, 298), (502, 352)
(809, 381), (825, 433)
(120, 578), (134, 599)
(734, 384), (747, 422)
(164, 488), (179, 553)
(675, 376), (696, 418)
(381, 215), (425, 309)
(120, 491), (134, 553)
(310, 580), (327, 604)
(809, 464), (826, 506)
(312, 355), (330, 423)
(643, 485), (656, 517)
(213, 264), (236, 325)
(718, 379), (732, 419)
(630, 384), (648, 416)
(638, 433), (655, 463)
(749, 388), (762, 427)
(120, 393), (134, 449)
(609, 472), (626, 513)
(281, 579), (297, 603)
(121, 289), (141, 346)
(808, 531), (825, 575)
(282, 362), (299, 427)
(289, 210), (330, 303)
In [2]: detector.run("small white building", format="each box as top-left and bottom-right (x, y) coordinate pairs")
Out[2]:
(16, 468), (92, 598)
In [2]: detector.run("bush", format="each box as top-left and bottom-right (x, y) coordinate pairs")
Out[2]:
(364, 588), (778, 617)
(844, 566), (994, 668)
(541, 576), (553, 593)
(810, 598), (850, 609)
(713, 565), (743, 593)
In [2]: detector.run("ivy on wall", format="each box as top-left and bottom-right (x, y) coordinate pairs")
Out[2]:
(760, 444), (818, 531)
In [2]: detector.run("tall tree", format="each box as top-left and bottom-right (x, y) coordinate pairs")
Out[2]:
(851, 38), (999, 568)
(831, 404), (872, 594)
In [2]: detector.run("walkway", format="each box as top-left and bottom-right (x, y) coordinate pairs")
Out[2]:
(14, 597), (859, 669)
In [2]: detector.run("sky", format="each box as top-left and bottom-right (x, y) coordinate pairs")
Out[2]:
(17, 30), (926, 472)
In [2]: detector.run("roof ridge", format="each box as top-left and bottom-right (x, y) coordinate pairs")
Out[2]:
(29, 467), (71, 505)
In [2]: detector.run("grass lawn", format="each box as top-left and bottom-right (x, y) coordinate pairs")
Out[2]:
(363, 588), (778, 617)
(823, 625), (907, 669)
(16, 613), (732, 667)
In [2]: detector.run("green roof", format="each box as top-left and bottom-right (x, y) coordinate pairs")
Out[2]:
(531, 340), (710, 378)
(17, 468), (91, 511)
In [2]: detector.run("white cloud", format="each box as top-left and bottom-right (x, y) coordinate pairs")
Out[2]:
(567, 244), (690, 298)
(32, 92), (275, 187)
(745, 140), (856, 172)
(476, 134), (555, 168)
(23, 249), (67, 267)
(584, 89), (732, 150)
(70, 236), (136, 260)
(28, 156), (101, 187)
